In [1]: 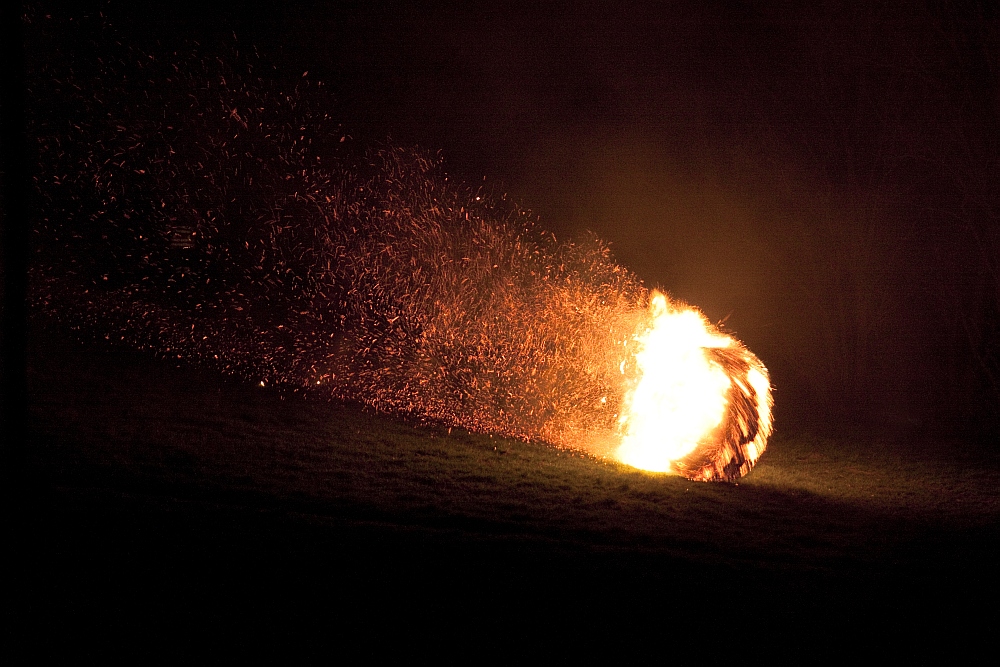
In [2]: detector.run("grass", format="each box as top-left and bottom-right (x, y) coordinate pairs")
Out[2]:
(19, 326), (1000, 658)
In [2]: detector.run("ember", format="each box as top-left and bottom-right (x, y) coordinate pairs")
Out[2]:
(27, 16), (772, 481)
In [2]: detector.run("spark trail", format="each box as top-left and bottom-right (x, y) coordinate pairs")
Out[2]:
(27, 12), (771, 480)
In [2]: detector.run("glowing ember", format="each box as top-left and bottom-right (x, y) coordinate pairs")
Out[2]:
(26, 17), (772, 482)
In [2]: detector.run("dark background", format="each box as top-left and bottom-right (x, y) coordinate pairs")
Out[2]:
(7, 2), (1000, 656)
(20, 0), (1000, 436)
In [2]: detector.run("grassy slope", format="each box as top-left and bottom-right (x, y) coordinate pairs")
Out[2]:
(21, 328), (1000, 657)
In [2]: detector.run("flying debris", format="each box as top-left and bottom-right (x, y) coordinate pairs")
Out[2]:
(27, 13), (771, 481)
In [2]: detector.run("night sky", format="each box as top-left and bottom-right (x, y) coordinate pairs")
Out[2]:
(22, 0), (1000, 434)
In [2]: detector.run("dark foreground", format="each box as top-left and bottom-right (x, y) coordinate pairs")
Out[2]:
(14, 329), (1000, 658)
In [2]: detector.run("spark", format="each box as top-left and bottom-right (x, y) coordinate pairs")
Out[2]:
(27, 14), (772, 481)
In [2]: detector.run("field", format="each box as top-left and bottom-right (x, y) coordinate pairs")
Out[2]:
(20, 326), (1000, 658)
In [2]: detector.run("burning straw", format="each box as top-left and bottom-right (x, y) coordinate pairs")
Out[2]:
(27, 16), (771, 480)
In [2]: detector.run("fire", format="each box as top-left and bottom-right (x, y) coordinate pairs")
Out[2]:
(615, 292), (773, 481)
(28, 25), (774, 482)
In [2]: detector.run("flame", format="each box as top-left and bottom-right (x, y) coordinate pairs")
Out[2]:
(615, 292), (772, 478)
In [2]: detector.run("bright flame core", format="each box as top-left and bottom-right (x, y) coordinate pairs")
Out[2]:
(617, 294), (731, 472)
(615, 293), (772, 478)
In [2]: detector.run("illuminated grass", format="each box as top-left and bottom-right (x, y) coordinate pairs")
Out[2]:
(23, 328), (1000, 655)
(28, 331), (1000, 558)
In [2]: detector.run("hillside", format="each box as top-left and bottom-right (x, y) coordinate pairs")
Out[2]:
(19, 326), (1000, 657)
